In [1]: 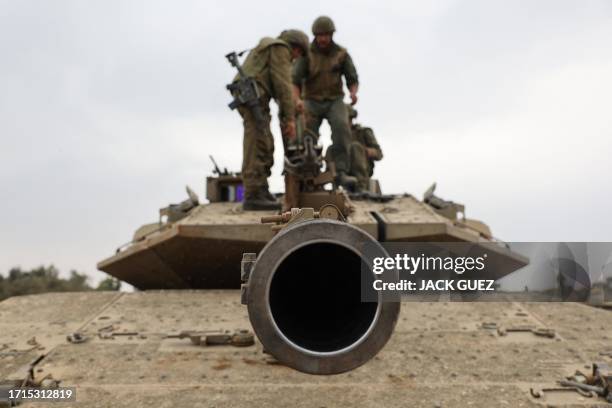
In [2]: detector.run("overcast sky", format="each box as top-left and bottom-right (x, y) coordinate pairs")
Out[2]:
(1, 0), (611, 283)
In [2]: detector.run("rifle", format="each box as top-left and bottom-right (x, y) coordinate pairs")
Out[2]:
(225, 51), (265, 128)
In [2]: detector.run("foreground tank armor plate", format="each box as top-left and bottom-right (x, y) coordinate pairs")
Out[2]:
(2, 291), (612, 406)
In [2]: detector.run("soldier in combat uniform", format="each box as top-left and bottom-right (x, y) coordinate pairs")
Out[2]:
(233, 30), (309, 210)
(292, 16), (359, 189)
(346, 105), (383, 191)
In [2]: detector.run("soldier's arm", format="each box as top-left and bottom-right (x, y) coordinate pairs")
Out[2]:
(363, 127), (383, 161)
(342, 53), (359, 88)
(343, 52), (359, 104)
(293, 85), (304, 113)
(269, 45), (295, 124)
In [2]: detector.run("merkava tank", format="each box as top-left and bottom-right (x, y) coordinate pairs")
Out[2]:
(95, 132), (529, 374)
(6, 138), (612, 406)
(97, 138), (526, 291)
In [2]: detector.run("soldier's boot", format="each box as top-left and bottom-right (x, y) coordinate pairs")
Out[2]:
(261, 187), (278, 202)
(335, 172), (358, 192)
(243, 190), (281, 211)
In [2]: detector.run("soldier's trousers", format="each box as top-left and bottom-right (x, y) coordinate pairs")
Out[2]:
(239, 101), (274, 196)
(349, 142), (373, 191)
(305, 97), (351, 174)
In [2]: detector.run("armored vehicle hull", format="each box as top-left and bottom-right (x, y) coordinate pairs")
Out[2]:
(2, 291), (612, 406)
(98, 195), (527, 290)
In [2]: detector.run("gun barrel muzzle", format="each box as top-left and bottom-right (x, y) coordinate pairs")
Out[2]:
(243, 219), (400, 374)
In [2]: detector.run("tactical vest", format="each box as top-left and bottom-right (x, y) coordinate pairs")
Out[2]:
(240, 37), (290, 98)
(304, 43), (348, 101)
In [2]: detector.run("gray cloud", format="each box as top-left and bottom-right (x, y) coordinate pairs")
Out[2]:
(1, 0), (610, 283)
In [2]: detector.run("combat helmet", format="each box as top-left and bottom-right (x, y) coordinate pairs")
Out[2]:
(279, 29), (310, 55)
(312, 16), (335, 35)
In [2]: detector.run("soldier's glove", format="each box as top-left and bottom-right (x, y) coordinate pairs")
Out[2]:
(295, 99), (305, 114)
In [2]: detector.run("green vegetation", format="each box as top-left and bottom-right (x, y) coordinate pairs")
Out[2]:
(96, 276), (122, 291)
(0, 265), (121, 301)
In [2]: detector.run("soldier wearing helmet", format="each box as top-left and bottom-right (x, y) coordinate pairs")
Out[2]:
(232, 29), (309, 210)
(327, 105), (383, 191)
(292, 16), (359, 190)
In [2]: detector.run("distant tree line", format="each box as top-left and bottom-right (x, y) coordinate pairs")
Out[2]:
(0, 265), (121, 302)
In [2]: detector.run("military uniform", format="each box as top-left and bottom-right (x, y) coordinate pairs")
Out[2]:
(235, 37), (295, 201)
(292, 40), (358, 177)
(348, 124), (383, 190)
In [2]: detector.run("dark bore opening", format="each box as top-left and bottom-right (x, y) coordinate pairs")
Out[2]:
(269, 242), (378, 353)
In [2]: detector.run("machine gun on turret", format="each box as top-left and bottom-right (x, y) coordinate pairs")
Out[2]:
(209, 155), (229, 176)
(206, 156), (243, 203)
(282, 114), (351, 215)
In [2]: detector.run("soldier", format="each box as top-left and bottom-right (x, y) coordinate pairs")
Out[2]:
(330, 105), (383, 192)
(292, 16), (359, 189)
(233, 30), (309, 211)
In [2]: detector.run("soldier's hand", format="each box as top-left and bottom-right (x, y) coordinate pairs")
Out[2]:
(283, 120), (296, 140)
(349, 90), (358, 105)
(295, 99), (305, 114)
(366, 147), (378, 159)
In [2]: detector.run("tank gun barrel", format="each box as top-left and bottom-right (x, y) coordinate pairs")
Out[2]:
(240, 218), (400, 374)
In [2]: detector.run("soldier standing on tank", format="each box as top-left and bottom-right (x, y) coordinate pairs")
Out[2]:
(292, 16), (359, 190)
(233, 30), (309, 211)
(346, 105), (383, 191)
